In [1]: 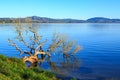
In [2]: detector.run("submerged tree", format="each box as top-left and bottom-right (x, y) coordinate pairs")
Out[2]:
(8, 20), (81, 66)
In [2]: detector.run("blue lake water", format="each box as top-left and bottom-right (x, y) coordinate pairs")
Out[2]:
(0, 23), (120, 80)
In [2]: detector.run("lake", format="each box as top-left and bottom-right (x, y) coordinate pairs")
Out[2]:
(0, 23), (120, 80)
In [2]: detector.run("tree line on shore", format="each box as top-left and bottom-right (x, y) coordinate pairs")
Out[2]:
(1, 16), (120, 23)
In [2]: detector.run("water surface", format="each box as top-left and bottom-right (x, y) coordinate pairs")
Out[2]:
(0, 23), (120, 80)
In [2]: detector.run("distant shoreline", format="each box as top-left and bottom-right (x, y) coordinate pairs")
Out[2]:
(1, 16), (120, 23)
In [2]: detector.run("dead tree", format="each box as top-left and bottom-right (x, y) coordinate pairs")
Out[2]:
(8, 19), (81, 64)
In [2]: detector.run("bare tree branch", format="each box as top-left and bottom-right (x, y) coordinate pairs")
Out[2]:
(34, 51), (51, 57)
(35, 39), (47, 51)
(8, 39), (23, 54)
(8, 39), (33, 56)
(72, 45), (81, 54)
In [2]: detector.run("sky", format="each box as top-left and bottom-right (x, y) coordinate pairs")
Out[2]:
(0, 0), (120, 20)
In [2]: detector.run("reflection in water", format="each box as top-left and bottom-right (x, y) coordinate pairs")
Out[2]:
(26, 54), (81, 79)
(47, 56), (81, 76)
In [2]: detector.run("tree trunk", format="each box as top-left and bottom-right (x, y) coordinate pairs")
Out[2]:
(23, 56), (38, 63)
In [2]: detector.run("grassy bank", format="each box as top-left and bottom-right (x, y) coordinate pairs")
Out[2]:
(0, 55), (57, 80)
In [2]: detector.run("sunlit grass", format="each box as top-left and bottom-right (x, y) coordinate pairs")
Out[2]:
(0, 55), (57, 80)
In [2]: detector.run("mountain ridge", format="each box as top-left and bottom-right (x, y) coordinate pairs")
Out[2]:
(0, 16), (120, 23)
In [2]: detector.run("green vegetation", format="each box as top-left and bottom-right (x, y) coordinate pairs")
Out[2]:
(0, 55), (57, 80)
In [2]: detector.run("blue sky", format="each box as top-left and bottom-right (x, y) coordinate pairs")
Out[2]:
(0, 0), (120, 19)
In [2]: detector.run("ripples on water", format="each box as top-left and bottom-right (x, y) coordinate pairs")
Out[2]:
(0, 23), (120, 80)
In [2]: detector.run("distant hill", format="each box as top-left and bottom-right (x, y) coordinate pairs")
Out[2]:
(87, 17), (120, 23)
(0, 16), (120, 23)
(27, 16), (86, 23)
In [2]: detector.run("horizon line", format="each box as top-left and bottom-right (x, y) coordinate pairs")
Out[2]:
(0, 16), (120, 20)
